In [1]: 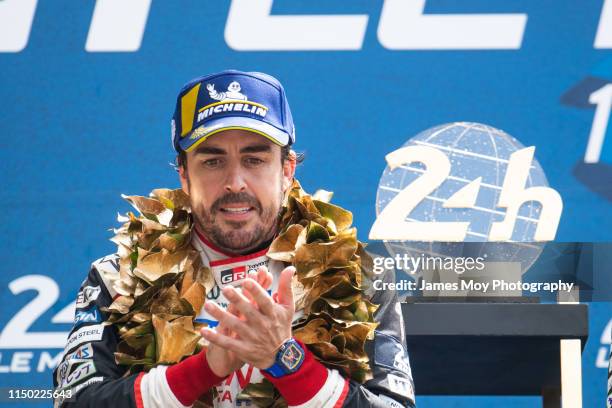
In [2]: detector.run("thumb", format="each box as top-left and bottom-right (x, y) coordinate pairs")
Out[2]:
(276, 266), (296, 310)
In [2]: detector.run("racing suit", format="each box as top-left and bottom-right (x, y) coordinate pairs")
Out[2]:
(52, 229), (416, 407)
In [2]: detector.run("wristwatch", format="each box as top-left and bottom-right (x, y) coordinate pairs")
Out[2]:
(262, 338), (305, 378)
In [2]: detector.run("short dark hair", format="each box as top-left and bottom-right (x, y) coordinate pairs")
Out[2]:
(175, 144), (304, 171)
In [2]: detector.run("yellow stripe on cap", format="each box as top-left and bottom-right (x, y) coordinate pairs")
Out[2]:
(185, 126), (284, 152)
(180, 83), (201, 137)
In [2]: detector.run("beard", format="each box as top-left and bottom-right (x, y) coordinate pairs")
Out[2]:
(192, 190), (283, 254)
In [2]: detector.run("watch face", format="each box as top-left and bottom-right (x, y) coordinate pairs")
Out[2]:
(280, 342), (303, 370)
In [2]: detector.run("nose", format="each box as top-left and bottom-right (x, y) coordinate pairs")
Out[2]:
(224, 161), (247, 193)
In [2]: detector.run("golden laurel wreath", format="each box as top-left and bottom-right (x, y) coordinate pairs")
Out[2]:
(102, 179), (378, 407)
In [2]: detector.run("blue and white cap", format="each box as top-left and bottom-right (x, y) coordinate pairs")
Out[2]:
(171, 70), (295, 152)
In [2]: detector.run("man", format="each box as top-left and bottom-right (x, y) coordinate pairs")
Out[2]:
(53, 70), (416, 407)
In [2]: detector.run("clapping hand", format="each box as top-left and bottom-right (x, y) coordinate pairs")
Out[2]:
(203, 266), (276, 377)
(201, 265), (296, 370)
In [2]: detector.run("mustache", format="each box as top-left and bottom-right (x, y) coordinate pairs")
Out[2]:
(211, 192), (261, 213)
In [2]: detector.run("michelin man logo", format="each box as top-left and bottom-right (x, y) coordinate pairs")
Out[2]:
(206, 81), (247, 101)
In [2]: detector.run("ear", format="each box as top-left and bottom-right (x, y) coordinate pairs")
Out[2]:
(178, 162), (190, 195)
(282, 150), (297, 191)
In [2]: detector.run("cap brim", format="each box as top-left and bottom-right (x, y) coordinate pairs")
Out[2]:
(179, 117), (290, 152)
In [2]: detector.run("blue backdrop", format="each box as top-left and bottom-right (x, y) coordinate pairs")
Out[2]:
(0, 1), (610, 407)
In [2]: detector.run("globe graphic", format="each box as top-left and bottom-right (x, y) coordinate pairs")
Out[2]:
(375, 122), (550, 276)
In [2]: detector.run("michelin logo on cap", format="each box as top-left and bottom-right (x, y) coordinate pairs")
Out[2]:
(196, 81), (268, 124)
(208, 81), (247, 101)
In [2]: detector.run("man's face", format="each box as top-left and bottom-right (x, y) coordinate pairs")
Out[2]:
(179, 129), (295, 255)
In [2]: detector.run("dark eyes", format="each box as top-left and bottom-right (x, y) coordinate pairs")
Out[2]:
(244, 157), (264, 166)
(201, 158), (221, 168)
(199, 157), (265, 168)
